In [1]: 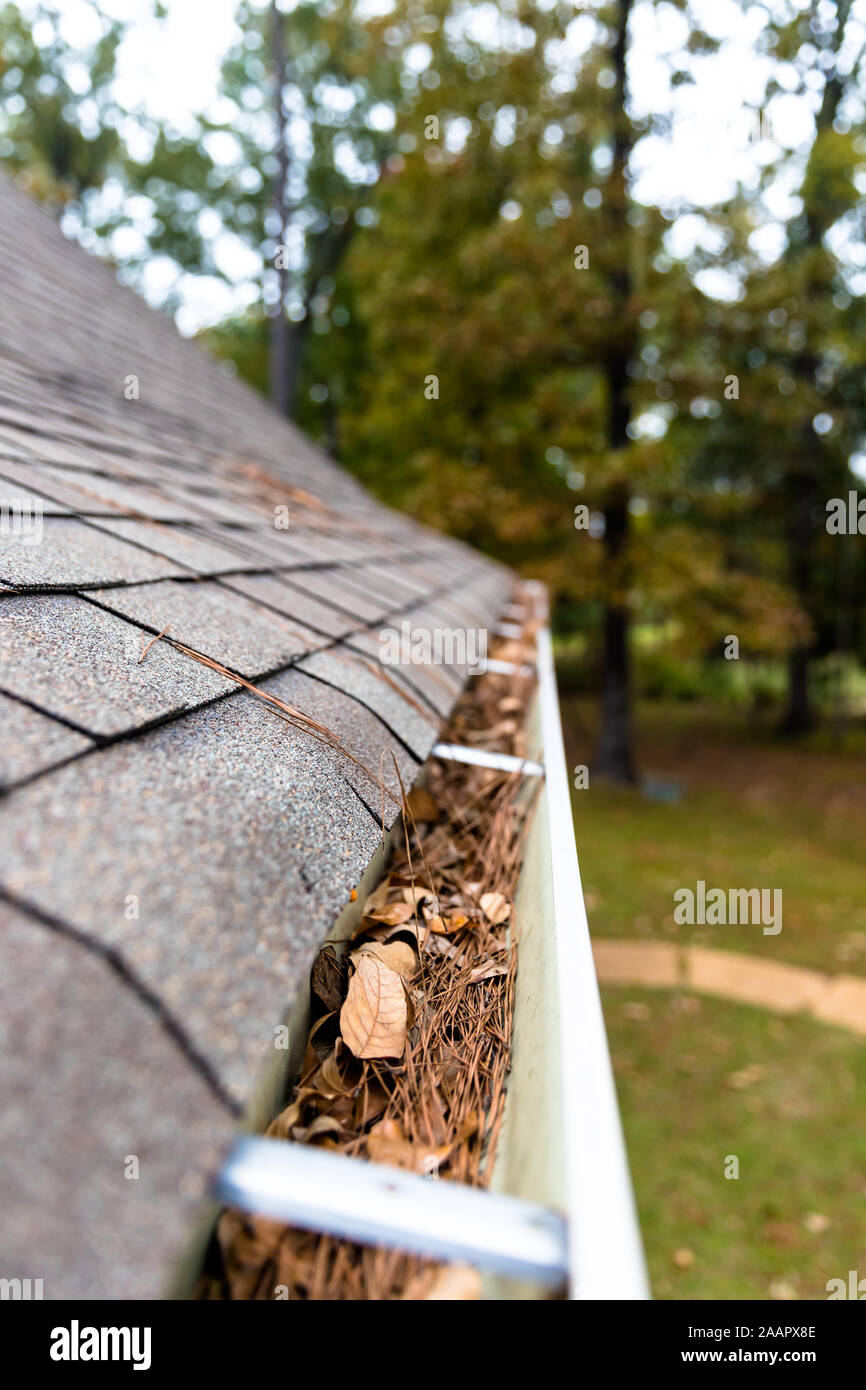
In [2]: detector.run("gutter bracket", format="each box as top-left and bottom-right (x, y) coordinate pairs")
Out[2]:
(432, 742), (544, 778)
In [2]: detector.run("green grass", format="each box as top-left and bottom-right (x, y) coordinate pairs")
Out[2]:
(564, 697), (866, 975)
(561, 696), (866, 1299)
(604, 987), (866, 1300)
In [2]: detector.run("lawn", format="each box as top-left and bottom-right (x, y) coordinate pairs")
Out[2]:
(560, 696), (866, 1299)
(605, 987), (866, 1300)
(563, 697), (866, 975)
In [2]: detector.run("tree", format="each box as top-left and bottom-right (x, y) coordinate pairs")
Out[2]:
(686, 0), (866, 732)
(181, 0), (407, 417)
(0, 1), (125, 207)
(331, 0), (804, 780)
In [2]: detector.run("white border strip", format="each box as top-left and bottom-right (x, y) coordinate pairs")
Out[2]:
(214, 1136), (568, 1287)
(535, 626), (650, 1299)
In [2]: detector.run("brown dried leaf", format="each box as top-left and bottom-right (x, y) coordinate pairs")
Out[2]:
(353, 1079), (389, 1128)
(403, 885), (436, 907)
(366, 902), (415, 927)
(406, 784), (440, 822)
(358, 922), (420, 946)
(428, 936), (465, 965)
(351, 939), (419, 981)
(361, 880), (391, 916)
(424, 914), (449, 935)
(266, 1099), (303, 1140)
(311, 945), (345, 1013)
(469, 961), (509, 984)
(426, 910), (477, 936)
(318, 1044), (356, 1097)
(292, 1114), (343, 1144)
(340, 954), (407, 1059)
(366, 1119), (452, 1174)
(480, 891), (511, 925)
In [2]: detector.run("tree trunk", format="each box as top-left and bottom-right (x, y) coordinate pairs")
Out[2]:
(594, 481), (636, 782)
(284, 317), (310, 419)
(269, 0), (291, 417)
(781, 486), (815, 735)
(782, 648), (813, 735)
(779, 2), (850, 733)
(593, 0), (637, 784)
(596, 592), (636, 780)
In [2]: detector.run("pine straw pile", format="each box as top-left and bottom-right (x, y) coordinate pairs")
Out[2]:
(197, 621), (540, 1301)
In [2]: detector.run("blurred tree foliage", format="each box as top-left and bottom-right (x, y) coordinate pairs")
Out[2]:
(1, 0), (864, 771)
(322, 0), (821, 776)
(0, 0), (124, 203)
(680, 0), (866, 732)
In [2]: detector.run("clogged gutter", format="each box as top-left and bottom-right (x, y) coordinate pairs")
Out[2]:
(197, 607), (540, 1301)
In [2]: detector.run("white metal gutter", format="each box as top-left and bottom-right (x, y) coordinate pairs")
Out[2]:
(534, 626), (649, 1299)
(211, 606), (648, 1300)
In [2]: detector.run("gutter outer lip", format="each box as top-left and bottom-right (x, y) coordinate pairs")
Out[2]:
(210, 605), (649, 1299)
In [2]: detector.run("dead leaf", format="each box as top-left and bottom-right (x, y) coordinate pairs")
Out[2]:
(428, 937), (465, 964)
(469, 961), (509, 983)
(366, 902), (415, 926)
(266, 1099), (303, 1140)
(311, 945), (344, 1013)
(359, 921), (420, 946)
(352, 939), (418, 981)
(292, 1114), (343, 1145)
(423, 914), (449, 935)
(366, 1118), (453, 1174)
(361, 880), (391, 916)
(318, 1044), (356, 1097)
(353, 1079), (389, 1128)
(403, 885), (437, 908)
(406, 784), (440, 822)
(340, 954), (407, 1059)
(480, 891), (511, 925)
(498, 697), (522, 714)
(725, 1064), (765, 1091)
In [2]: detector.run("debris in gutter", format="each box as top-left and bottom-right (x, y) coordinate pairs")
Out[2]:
(196, 611), (540, 1301)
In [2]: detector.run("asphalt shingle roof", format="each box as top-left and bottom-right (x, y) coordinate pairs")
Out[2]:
(0, 172), (512, 1298)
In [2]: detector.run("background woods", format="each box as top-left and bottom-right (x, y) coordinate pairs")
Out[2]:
(1, 0), (865, 769)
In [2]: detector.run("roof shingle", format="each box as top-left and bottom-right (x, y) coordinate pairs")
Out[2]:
(0, 168), (512, 1297)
